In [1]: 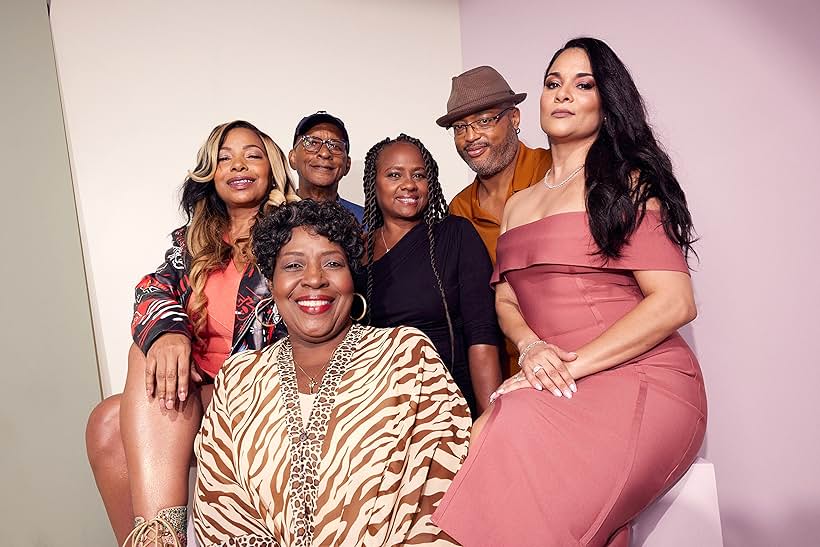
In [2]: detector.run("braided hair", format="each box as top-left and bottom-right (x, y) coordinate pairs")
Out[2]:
(362, 134), (455, 368)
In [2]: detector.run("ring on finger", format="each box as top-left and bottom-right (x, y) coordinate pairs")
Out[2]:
(532, 365), (544, 374)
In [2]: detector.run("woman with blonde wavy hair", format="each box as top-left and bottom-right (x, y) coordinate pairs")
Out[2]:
(85, 120), (298, 546)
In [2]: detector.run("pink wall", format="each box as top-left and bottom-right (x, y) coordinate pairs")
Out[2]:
(459, 0), (820, 544)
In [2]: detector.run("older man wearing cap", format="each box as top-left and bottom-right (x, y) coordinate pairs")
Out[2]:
(438, 66), (552, 377)
(289, 111), (364, 223)
(438, 66), (551, 263)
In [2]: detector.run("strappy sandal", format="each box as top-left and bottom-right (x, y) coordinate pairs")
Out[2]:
(122, 505), (187, 547)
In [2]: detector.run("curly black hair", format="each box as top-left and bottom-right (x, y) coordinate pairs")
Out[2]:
(252, 199), (364, 280)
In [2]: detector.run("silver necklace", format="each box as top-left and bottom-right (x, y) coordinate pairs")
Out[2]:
(543, 165), (584, 190)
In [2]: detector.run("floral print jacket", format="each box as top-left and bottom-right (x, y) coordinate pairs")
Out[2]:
(131, 227), (283, 361)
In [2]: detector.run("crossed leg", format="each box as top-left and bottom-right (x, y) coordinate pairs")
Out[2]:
(86, 343), (210, 544)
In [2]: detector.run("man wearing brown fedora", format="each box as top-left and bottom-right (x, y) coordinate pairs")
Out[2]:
(437, 65), (552, 377)
(437, 65), (551, 264)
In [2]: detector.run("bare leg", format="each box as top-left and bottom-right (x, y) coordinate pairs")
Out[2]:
(86, 394), (134, 544)
(120, 343), (203, 521)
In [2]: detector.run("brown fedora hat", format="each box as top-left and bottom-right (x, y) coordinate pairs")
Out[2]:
(436, 65), (526, 127)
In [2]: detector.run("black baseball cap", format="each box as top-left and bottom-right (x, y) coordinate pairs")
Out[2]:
(293, 111), (350, 153)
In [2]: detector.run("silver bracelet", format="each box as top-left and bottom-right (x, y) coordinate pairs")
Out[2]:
(518, 340), (547, 366)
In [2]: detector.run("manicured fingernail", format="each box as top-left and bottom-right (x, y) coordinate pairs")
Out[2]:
(563, 390), (572, 399)
(570, 383), (577, 393)
(569, 352), (577, 357)
(534, 383), (543, 391)
(179, 392), (186, 402)
(553, 389), (562, 397)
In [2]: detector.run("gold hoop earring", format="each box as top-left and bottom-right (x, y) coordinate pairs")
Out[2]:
(350, 293), (367, 322)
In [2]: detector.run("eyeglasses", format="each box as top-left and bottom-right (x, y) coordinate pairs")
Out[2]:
(448, 107), (514, 136)
(299, 135), (347, 156)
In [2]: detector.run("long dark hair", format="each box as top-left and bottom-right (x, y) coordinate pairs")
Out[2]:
(547, 37), (697, 261)
(362, 134), (455, 367)
(179, 120), (297, 340)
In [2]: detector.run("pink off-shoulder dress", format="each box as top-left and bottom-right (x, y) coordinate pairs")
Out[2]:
(432, 211), (707, 547)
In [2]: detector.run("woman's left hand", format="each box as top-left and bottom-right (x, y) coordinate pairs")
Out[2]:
(489, 343), (577, 404)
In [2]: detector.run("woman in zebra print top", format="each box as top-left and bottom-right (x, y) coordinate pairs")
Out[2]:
(193, 199), (470, 546)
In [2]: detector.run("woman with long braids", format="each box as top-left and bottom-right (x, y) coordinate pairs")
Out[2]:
(359, 134), (502, 416)
(433, 38), (707, 546)
(85, 120), (298, 546)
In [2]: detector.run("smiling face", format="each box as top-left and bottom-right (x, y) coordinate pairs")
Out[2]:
(213, 127), (272, 211)
(453, 106), (520, 178)
(288, 122), (351, 192)
(271, 226), (354, 346)
(374, 142), (430, 224)
(540, 47), (603, 144)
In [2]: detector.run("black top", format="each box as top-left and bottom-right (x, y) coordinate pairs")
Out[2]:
(358, 215), (501, 414)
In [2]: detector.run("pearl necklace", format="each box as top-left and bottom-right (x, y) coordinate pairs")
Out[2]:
(542, 165), (584, 190)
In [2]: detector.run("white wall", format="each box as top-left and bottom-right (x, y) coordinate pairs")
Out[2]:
(460, 0), (820, 545)
(50, 0), (469, 393)
(1, 0), (110, 542)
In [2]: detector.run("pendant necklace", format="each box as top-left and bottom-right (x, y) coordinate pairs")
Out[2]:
(294, 358), (331, 394)
(380, 227), (392, 253)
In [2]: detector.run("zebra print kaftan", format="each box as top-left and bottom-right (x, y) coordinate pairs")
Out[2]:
(194, 324), (470, 546)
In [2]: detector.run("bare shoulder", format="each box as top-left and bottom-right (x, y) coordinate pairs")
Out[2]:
(501, 185), (541, 233)
(513, 182), (542, 202)
(645, 197), (662, 211)
(504, 186), (536, 216)
(629, 170), (662, 212)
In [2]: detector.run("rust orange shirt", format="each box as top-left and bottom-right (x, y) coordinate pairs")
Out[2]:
(449, 142), (551, 377)
(449, 142), (551, 264)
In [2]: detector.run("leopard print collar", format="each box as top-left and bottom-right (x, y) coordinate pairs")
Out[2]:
(276, 323), (364, 546)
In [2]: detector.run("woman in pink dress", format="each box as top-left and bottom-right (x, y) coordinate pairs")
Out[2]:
(432, 37), (707, 546)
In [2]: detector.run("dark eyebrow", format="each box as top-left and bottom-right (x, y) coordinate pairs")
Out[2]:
(382, 164), (425, 172)
(219, 144), (264, 152)
(321, 250), (346, 260)
(279, 249), (345, 259)
(546, 71), (595, 79)
(278, 251), (304, 259)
